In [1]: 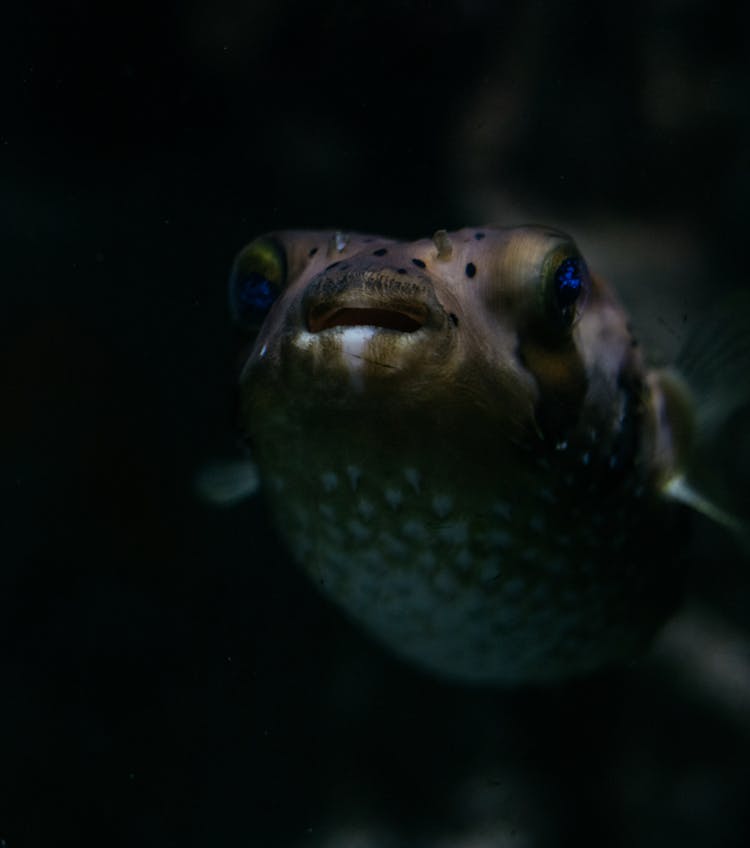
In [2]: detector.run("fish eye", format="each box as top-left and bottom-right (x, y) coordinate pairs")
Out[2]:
(542, 247), (589, 329)
(229, 237), (286, 331)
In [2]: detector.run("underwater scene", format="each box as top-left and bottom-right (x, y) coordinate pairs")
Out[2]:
(2, 1), (749, 845)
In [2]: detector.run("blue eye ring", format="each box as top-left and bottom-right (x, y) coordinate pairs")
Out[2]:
(541, 246), (589, 330)
(229, 236), (286, 331)
(554, 256), (585, 311)
(236, 271), (276, 314)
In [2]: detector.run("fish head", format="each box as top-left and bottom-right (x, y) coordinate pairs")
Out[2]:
(233, 225), (654, 471)
(229, 225), (687, 683)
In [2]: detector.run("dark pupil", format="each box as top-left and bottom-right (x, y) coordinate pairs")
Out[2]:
(554, 257), (583, 309)
(238, 271), (276, 315)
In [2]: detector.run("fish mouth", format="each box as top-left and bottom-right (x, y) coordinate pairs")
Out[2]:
(307, 305), (428, 333)
(268, 268), (456, 390)
(303, 268), (441, 335)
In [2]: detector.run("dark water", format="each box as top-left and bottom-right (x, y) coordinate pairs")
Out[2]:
(2, 1), (749, 845)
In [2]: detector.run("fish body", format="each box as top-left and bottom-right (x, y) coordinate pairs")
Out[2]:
(228, 225), (707, 684)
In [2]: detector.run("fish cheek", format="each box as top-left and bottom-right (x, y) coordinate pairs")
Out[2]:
(518, 338), (587, 436)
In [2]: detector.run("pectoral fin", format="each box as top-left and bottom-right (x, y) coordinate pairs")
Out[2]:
(194, 459), (260, 505)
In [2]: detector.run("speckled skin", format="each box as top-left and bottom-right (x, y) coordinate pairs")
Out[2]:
(235, 226), (688, 684)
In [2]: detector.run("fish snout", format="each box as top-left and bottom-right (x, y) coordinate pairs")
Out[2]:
(302, 266), (448, 335)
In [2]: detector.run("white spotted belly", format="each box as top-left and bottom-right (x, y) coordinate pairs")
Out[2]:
(266, 460), (645, 684)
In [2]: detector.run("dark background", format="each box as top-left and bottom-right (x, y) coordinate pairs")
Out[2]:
(1, 1), (749, 845)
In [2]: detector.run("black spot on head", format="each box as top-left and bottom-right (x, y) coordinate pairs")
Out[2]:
(449, 313), (459, 327)
(474, 232), (485, 240)
(396, 268), (407, 275)
(465, 262), (477, 278)
(325, 261), (342, 271)
(308, 246), (318, 257)
(412, 258), (426, 268)
(373, 248), (388, 256)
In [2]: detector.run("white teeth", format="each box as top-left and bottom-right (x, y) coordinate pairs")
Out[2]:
(291, 322), (425, 390)
(340, 326), (376, 360)
(341, 326), (376, 391)
(292, 331), (317, 351)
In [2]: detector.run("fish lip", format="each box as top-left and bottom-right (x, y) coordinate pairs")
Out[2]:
(302, 269), (445, 335)
(307, 304), (429, 333)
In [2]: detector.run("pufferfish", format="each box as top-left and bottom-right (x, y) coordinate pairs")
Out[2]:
(207, 225), (745, 685)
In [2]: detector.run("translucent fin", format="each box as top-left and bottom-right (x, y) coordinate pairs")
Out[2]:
(663, 476), (747, 540)
(665, 291), (750, 539)
(676, 290), (750, 438)
(651, 607), (750, 734)
(194, 459), (260, 506)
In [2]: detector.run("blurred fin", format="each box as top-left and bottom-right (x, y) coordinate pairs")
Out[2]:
(651, 607), (750, 735)
(194, 459), (260, 506)
(663, 476), (746, 539)
(667, 291), (750, 543)
(676, 290), (750, 438)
